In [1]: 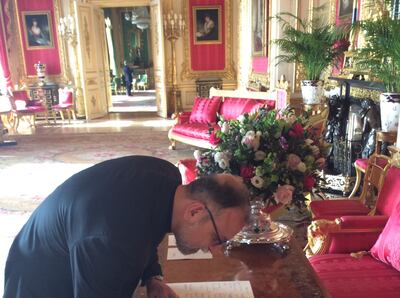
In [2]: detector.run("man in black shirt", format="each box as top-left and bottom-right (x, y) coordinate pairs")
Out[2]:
(4, 156), (249, 298)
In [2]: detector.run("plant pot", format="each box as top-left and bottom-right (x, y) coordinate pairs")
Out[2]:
(380, 93), (400, 132)
(301, 80), (324, 104)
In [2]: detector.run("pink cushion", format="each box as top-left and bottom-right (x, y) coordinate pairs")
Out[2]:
(355, 157), (388, 171)
(310, 199), (370, 220)
(219, 98), (273, 120)
(52, 103), (73, 110)
(371, 201), (400, 272)
(375, 166), (400, 216)
(189, 96), (222, 124)
(310, 254), (400, 298)
(177, 159), (197, 185)
(171, 123), (220, 141)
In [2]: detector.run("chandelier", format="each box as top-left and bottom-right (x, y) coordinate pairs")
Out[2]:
(124, 8), (150, 31)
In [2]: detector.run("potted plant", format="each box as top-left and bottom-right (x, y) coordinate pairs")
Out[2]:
(353, 4), (400, 132)
(273, 11), (348, 104)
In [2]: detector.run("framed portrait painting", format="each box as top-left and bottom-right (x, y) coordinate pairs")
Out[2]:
(22, 11), (54, 50)
(252, 0), (267, 56)
(192, 5), (221, 45)
(338, 0), (354, 21)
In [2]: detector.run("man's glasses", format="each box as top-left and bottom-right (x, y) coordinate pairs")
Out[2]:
(204, 205), (224, 246)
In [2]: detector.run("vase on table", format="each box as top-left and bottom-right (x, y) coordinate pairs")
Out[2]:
(230, 199), (293, 245)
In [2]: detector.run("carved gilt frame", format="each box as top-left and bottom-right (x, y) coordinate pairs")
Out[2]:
(181, 0), (235, 80)
(12, 0), (69, 84)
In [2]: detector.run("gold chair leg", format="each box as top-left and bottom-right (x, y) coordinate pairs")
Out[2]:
(71, 109), (76, 120)
(67, 110), (71, 123)
(349, 164), (362, 198)
(60, 111), (65, 121)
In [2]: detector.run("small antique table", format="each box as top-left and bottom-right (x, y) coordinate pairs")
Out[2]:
(134, 237), (329, 298)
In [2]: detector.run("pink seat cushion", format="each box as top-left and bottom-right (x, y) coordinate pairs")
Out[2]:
(52, 103), (73, 110)
(177, 159), (197, 185)
(189, 96), (222, 124)
(371, 201), (400, 272)
(310, 254), (400, 298)
(355, 157), (388, 171)
(171, 123), (220, 141)
(375, 166), (400, 216)
(219, 98), (273, 120)
(310, 199), (370, 220)
(17, 106), (46, 113)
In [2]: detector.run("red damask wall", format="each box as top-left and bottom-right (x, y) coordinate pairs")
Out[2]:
(16, 0), (61, 76)
(189, 0), (225, 71)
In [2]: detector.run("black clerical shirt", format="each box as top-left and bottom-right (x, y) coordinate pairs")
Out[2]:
(4, 156), (181, 298)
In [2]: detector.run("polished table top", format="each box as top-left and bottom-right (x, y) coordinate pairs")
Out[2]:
(142, 236), (329, 298)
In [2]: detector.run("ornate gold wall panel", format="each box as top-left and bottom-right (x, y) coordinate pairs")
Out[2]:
(10, 0), (69, 86)
(181, 0), (236, 81)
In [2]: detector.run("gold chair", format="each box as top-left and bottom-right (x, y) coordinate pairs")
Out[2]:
(349, 130), (397, 197)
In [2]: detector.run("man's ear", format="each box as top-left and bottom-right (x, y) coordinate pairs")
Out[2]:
(183, 202), (205, 223)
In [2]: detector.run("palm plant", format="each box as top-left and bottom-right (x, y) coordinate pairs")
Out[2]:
(353, 4), (400, 92)
(273, 12), (348, 81)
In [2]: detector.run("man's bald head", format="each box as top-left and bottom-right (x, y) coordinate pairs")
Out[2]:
(186, 174), (250, 211)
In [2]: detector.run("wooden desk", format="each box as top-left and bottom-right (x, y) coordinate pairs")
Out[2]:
(135, 237), (329, 298)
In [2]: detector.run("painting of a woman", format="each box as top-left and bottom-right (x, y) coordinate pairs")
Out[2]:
(23, 12), (53, 49)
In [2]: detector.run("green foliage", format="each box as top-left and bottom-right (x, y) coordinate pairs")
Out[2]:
(272, 12), (348, 80)
(353, 15), (400, 92)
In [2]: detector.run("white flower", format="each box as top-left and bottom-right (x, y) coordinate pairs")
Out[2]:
(305, 139), (314, 146)
(297, 162), (307, 172)
(194, 150), (202, 161)
(256, 131), (262, 137)
(218, 159), (229, 169)
(254, 150), (266, 161)
(221, 122), (230, 133)
(310, 145), (320, 156)
(214, 152), (225, 163)
(240, 128), (245, 134)
(237, 115), (245, 122)
(251, 176), (264, 189)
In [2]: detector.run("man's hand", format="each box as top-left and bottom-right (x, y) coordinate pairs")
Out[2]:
(146, 278), (179, 298)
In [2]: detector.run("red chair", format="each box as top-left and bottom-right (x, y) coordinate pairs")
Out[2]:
(349, 131), (397, 197)
(309, 154), (390, 220)
(307, 177), (400, 298)
(52, 88), (76, 123)
(8, 90), (49, 130)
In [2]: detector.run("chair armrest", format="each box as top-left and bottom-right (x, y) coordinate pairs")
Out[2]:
(176, 112), (191, 124)
(306, 216), (387, 257)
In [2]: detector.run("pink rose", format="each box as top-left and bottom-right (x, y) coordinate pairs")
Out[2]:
(289, 123), (304, 138)
(240, 165), (254, 181)
(274, 185), (295, 205)
(287, 154), (301, 170)
(209, 130), (221, 145)
(304, 175), (316, 191)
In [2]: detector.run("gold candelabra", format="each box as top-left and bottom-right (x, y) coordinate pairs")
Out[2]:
(163, 11), (185, 117)
(58, 15), (84, 117)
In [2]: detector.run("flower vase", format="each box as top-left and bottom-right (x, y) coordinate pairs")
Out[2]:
(231, 199), (293, 245)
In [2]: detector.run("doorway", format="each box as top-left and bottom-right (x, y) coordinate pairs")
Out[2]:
(103, 6), (156, 113)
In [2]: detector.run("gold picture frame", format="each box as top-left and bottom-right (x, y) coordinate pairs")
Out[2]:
(22, 11), (54, 50)
(252, 0), (267, 56)
(192, 5), (222, 45)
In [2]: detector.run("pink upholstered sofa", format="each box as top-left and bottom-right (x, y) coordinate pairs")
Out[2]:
(168, 87), (289, 149)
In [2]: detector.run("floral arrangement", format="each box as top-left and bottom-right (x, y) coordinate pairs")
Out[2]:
(195, 107), (328, 208)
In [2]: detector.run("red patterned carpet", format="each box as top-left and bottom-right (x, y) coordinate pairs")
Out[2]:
(0, 129), (193, 212)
